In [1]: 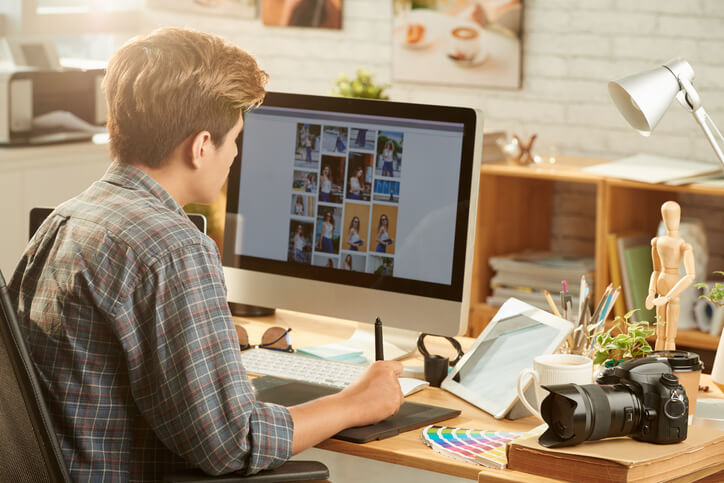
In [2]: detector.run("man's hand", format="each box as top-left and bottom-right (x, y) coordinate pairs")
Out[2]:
(339, 360), (404, 427)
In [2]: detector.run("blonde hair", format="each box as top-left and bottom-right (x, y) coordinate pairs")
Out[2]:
(103, 27), (268, 167)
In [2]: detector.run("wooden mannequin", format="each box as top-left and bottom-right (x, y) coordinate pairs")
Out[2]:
(645, 201), (696, 350)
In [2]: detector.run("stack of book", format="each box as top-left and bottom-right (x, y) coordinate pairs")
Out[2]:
(507, 424), (724, 482)
(487, 251), (595, 312)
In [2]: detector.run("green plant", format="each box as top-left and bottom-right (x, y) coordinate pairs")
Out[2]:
(694, 271), (724, 306)
(591, 310), (657, 366)
(331, 67), (390, 100)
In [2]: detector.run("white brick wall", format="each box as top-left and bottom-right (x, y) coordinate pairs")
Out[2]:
(140, 1), (724, 273)
(140, 0), (724, 164)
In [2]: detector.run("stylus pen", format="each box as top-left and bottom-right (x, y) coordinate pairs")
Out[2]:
(375, 317), (384, 361)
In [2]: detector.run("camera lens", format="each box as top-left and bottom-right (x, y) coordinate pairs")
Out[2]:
(539, 383), (642, 448)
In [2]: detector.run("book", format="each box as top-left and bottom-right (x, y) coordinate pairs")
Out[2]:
(606, 233), (627, 319)
(507, 424), (724, 483)
(489, 252), (595, 280)
(616, 233), (655, 322)
(421, 424), (545, 469)
(581, 153), (720, 184)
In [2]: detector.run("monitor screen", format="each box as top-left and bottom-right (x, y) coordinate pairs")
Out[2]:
(223, 92), (482, 338)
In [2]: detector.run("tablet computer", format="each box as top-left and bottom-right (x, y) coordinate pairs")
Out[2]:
(441, 298), (573, 419)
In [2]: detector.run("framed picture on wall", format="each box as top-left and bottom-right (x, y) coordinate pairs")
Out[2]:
(392, 0), (523, 89)
(262, 0), (343, 29)
(148, 0), (258, 19)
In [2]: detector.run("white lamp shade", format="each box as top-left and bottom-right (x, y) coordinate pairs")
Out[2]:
(608, 66), (681, 135)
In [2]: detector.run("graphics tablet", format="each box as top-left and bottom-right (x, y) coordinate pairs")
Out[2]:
(441, 298), (573, 419)
(252, 376), (460, 443)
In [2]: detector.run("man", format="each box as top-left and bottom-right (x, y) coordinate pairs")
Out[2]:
(9, 27), (403, 481)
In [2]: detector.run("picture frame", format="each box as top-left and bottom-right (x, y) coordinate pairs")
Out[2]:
(147, 0), (258, 19)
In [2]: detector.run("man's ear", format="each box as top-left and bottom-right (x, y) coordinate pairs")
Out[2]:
(189, 130), (213, 170)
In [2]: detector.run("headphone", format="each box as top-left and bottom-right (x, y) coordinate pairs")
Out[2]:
(416, 333), (464, 367)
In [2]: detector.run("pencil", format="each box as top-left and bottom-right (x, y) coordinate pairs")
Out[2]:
(543, 290), (562, 318)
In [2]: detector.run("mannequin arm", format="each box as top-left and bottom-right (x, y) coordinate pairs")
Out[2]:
(663, 243), (696, 300)
(645, 238), (661, 310)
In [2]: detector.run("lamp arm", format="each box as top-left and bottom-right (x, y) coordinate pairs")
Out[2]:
(674, 76), (724, 170)
(692, 107), (724, 170)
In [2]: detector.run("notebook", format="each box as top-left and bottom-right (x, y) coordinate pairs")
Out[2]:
(252, 376), (460, 443)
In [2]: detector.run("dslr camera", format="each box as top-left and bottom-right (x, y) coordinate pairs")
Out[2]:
(539, 357), (688, 448)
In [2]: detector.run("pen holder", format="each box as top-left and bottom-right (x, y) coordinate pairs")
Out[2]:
(417, 333), (464, 388)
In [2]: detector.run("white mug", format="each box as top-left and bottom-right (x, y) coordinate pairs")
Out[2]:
(516, 354), (593, 421)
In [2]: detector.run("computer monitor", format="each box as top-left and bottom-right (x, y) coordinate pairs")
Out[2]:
(222, 92), (482, 360)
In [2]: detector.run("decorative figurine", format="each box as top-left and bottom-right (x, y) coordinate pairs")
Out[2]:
(645, 201), (696, 350)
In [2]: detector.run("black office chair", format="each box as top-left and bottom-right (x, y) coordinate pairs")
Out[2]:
(5, 211), (331, 482)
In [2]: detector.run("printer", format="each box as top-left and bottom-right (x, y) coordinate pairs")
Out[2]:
(0, 67), (106, 145)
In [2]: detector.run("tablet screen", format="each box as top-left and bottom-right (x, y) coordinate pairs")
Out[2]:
(441, 298), (575, 419)
(455, 314), (562, 404)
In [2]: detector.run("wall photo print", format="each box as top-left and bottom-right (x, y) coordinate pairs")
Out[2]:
(148, 0), (257, 18)
(263, 0), (343, 29)
(392, 0), (523, 88)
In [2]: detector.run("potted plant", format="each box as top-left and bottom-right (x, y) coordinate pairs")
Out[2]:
(590, 310), (656, 367)
(694, 271), (724, 306)
(330, 67), (390, 100)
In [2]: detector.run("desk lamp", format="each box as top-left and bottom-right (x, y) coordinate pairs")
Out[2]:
(608, 58), (724, 170)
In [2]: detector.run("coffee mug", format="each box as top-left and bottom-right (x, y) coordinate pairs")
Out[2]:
(516, 354), (593, 421)
(448, 25), (480, 61)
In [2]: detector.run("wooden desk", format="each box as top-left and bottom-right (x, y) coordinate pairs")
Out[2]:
(234, 310), (723, 483)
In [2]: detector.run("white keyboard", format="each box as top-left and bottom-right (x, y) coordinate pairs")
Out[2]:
(240, 348), (366, 389)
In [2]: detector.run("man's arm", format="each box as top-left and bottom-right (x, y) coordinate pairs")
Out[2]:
(288, 360), (403, 453)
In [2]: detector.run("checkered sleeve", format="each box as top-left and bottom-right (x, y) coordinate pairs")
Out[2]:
(118, 240), (294, 476)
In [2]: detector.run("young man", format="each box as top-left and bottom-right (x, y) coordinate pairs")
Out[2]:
(9, 27), (403, 481)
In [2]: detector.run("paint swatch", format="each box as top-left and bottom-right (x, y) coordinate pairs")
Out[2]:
(421, 425), (545, 469)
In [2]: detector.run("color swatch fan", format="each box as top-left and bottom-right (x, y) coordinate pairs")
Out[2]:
(421, 425), (545, 469)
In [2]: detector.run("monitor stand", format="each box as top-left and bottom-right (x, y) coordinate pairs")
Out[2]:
(335, 324), (418, 362)
(228, 302), (275, 318)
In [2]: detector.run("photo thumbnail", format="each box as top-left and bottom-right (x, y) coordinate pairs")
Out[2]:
(370, 204), (398, 254)
(292, 169), (317, 193)
(319, 155), (346, 204)
(294, 123), (321, 168)
(373, 179), (400, 203)
(376, 130), (404, 178)
(368, 254), (394, 277)
(313, 254), (339, 269)
(288, 220), (314, 264)
(322, 125), (349, 154)
(342, 202), (370, 252)
(315, 205), (343, 254)
(291, 194), (315, 218)
(346, 152), (373, 201)
(340, 252), (366, 271)
(349, 127), (376, 151)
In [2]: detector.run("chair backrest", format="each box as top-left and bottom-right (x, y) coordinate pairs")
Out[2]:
(29, 207), (207, 239)
(0, 270), (71, 482)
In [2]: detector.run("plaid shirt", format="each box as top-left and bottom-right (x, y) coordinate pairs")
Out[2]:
(9, 162), (293, 482)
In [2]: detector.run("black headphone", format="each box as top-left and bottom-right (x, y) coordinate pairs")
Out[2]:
(416, 333), (464, 367)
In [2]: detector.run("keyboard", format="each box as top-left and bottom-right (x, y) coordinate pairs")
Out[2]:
(240, 348), (366, 389)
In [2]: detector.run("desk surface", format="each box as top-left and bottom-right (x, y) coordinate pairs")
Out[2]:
(234, 310), (724, 483)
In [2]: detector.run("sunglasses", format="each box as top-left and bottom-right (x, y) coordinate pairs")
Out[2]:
(235, 325), (294, 353)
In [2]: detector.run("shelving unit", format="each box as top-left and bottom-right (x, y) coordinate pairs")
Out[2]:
(468, 156), (723, 354)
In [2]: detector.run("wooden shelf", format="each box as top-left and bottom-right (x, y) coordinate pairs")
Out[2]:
(469, 156), (724, 354)
(675, 329), (721, 351)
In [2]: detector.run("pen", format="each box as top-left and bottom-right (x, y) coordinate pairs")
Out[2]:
(543, 290), (562, 318)
(560, 281), (572, 320)
(375, 317), (384, 361)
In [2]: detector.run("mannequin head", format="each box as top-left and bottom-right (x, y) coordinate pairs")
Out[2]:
(661, 201), (681, 232)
